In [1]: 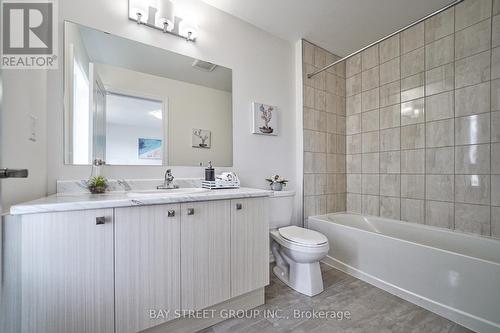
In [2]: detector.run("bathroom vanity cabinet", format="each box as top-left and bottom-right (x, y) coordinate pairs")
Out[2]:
(8, 195), (269, 333)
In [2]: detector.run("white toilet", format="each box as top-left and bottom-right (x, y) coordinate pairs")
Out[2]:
(269, 191), (329, 296)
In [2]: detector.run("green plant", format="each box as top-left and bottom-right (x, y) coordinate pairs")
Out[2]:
(265, 174), (288, 186)
(87, 176), (108, 194)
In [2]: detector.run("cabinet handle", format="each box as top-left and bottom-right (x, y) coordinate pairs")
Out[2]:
(96, 216), (106, 225)
(167, 210), (175, 217)
(236, 203), (242, 210)
(187, 208), (195, 215)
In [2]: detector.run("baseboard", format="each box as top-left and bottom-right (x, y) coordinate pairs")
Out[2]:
(322, 256), (499, 333)
(144, 288), (265, 333)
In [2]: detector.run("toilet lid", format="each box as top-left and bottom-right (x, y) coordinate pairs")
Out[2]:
(278, 226), (328, 246)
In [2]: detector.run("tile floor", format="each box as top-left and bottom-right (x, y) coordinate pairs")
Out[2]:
(201, 264), (472, 333)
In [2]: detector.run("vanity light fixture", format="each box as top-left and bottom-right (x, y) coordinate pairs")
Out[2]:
(128, 0), (198, 42)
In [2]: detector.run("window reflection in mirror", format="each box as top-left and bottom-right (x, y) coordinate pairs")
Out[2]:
(63, 21), (233, 167)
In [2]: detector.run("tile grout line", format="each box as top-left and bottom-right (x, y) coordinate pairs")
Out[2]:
(490, 0), (494, 236)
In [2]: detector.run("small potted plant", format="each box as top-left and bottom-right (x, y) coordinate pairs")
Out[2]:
(265, 174), (288, 191)
(87, 176), (108, 194)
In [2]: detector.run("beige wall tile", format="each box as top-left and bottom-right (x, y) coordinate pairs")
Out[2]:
(303, 41), (315, 65)
(455, 114), (490, 145)
(346, 94), (361, 116)
(362, 153), (380, 173)
(491, 207), (500, 238)
(346, 53), (361, 78)
(346, 114), (361, 135)
(379, 34), (400, 63)
(401, 149), (425, 174)
(492, 111), (500, 142)
(495, 0), (500, 15)
(380, 174), (400, 197)
(455, 82), (490, 117)
(426, 63), (454, 95)
(426, 147), (454, 174)
(346, 154), (362, 173)
(491, 175), (500, 205)
(362, 66), (380, 91)
(315, 90), (326, 111)
(455, 19), (491, 60)
(380, 151), (401, 174)
(361, 87), (380, 111)
(425, 91), (454, 121)
(362, 131), (380, 153)
(347, 174), (362, 193)
(401, 47), (425, 78)
(379, 58), (400, 85)
(402, 198), (425, 224)
(380, 104), (401, 129)
(380, 196), (401, 219)
(347, 134), (362, 154)
(347, 193), (362, 213)
(455, 144), (491, 174)
(380, 81), (401, 107)
(362, 195), (380, 216)
(361, 45), (379, 70)
(361, 110), (380, 132)
(425, 200), (454, 229)
(425, 7), (454, 43)
(346, 73), (361, 96)
(492, 143), (500, 173)
(493, 15), (500, 47)
(401, 73), (425, 102)
(362, 174), (379, 195)
(401, 22), (424, 54)
(455, 203), (491, 235)
(455, 174), (490, 205)
(314, 47), (327, 68)
(326, 113), (337, 133)
(492, 79), (500, 111)
(425, 35), (454, 69)
(401, 98), (425, 125)
(304, 85), (315, 108)
(380, 128), (400, 151)
(401, 175), (425, 199)
(426, 119), (454, 148)
(426, 175), (454, 201)
(455, 0), (492, 31)
(492, 47), (500, 79)
(401, 124), (425, 149)
(455, 51), (491, 88)
(327, 133), (337, 154)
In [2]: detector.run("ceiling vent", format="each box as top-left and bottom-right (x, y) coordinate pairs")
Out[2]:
(192, 59), (217, 72)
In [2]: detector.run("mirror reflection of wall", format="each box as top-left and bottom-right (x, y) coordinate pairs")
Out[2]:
(63, 21), (233, 167)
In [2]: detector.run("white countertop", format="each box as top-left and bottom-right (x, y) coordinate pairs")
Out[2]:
(10, 187), (273, 215)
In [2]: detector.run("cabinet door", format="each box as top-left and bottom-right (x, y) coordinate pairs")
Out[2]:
(181, 200), (230, 310)
(230, 197), (269, 297)
(21, 209), (114, 333)
(115, 204), (181, 333)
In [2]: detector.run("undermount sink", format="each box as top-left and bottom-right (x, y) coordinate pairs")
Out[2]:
(126, 187), (209, 198)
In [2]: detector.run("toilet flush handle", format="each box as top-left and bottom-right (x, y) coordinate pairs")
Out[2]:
(236, 203), (242, 210)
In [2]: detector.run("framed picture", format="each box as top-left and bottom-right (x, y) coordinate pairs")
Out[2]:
(192, 128), (211, 148)
(138, 138), (162, 159)
(252, 102), (277, 135)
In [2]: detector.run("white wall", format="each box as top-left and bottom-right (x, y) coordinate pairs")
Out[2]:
(96, 63), (233, 167)
(106, 123), (163, 166)
(45, 0), (298, 222)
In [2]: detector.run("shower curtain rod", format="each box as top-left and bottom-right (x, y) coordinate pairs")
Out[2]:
(307, 0), (464, 79)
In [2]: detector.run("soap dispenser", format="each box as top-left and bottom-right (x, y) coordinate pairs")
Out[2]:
(205, 161), (215, 181)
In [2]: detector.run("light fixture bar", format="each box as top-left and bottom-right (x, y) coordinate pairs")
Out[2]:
(128, 16), (197, 41)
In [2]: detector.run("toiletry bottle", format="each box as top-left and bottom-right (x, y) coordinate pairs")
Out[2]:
(205, 161), (215, 181)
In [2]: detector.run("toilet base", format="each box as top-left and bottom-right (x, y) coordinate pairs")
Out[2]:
(273, 261), (324, 297)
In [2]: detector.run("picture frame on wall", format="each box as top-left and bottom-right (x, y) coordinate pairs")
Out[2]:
(138, 138), (162, 159)
(192, 128), (211, 148)
(252, 102), (278, 136)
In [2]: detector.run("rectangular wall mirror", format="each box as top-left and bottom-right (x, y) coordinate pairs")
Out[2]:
(64, 21), (233, 166)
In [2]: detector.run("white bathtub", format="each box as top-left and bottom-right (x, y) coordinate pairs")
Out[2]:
(308, 213), (500, 333)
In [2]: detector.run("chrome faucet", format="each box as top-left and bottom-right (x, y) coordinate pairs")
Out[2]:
(157, 169), (179, 189)
(117, 179), (132, 191)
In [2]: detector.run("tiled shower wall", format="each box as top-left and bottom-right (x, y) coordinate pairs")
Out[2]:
(302, 41), (347, 221)
(346, 0), (500, 238)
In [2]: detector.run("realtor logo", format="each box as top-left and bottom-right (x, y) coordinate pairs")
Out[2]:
(2, 0), (58, 69)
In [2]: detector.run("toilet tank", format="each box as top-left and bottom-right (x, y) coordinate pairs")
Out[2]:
(269, 190), (296, 229)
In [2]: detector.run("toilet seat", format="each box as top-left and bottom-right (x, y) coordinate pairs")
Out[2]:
(278, 226), (328, 247)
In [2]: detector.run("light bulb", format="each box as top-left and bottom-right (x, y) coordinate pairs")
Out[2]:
(157, 0), (175, 32)
(179, 19), (198, 40)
